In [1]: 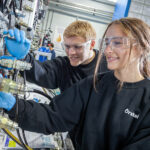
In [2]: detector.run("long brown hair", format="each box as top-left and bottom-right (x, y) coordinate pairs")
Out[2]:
(94, 17), (150, 89)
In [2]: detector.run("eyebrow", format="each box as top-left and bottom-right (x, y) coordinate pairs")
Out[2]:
(105, 36), (125, 39)
(64, 43), (86, 46)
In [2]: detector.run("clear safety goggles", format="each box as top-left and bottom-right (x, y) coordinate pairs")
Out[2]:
(101, 36), (131, 52)
(62, 40), (91, 52)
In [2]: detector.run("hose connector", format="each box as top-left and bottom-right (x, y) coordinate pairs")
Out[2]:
(0, 59), (32, 71)
(0, 78), (33, 94)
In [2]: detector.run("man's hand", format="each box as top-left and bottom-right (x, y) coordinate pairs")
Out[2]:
(3, 28), (31, 59)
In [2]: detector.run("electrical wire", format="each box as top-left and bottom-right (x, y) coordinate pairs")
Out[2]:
(16, 128), (29, 150)
(15, 95), (29, 150)
(9, 88), (54, 101)
(60, 132), (67, 150)
(22, 129), (28, 146)
(48, 89), (56, 97)
(13, 71), (29, 150)
(20, 0), (23, 11)
(22, 71), (29, 146)
(2, 128), (33, 150)
(12, 69), (19, 80)
(24, 91), (31, 99)
(12, 0), (17, 18)
(42, 87), (48, 95)
(29, 89), (53, 101)
(0, 0), (4, 12)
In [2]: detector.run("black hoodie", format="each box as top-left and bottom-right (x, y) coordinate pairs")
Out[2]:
(7, 72), (150, 150)
(22, 50), (108, 92)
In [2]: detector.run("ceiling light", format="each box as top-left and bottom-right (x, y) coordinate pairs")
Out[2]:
(108, 0), (117, 3)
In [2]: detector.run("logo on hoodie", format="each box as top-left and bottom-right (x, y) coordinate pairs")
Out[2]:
(124, 108), (139, 119)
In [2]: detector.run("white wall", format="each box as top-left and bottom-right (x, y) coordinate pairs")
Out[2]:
(39, 0), (115, 56)
(128, 0), (150, 25)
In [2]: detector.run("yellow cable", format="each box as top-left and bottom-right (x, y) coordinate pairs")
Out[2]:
(42, 87), (48, 95)
(3, 128), (33, 150)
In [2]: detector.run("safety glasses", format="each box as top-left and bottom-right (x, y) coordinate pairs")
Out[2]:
(102, 36), (131, 51)
(62, 40), (91, 52)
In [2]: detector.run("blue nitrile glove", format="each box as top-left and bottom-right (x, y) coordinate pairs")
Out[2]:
(0, 74), (16, 111)
(0, 92), (16, 111)
(3, 28), (31, 59)
(0, 55), (16, 70)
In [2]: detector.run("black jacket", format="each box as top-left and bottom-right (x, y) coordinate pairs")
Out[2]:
(7, 72), (150, 150)
(22, 49), (108, 146)
(23, 50), (108, 92)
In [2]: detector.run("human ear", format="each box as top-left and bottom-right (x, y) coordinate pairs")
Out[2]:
(130, 44), (142, 62)
(90, 40), (95, 50)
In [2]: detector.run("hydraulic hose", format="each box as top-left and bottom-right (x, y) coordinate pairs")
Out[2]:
(2, 128), (33, 150)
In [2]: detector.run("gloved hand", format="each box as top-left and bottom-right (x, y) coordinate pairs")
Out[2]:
(0, 92), (16, 111)
(0, 74), (16, 111)
(3, 28), (31, 59)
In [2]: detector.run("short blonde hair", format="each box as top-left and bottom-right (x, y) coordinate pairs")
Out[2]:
(63, 20), (96, 41)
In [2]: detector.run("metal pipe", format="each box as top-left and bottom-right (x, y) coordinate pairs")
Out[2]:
(91, 0), (116, 6)
(49, 0), (113, 18)
(48, 8), (111, 24)
(48, 5), (112, 21)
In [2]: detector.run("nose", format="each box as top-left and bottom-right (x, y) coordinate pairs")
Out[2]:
(67, 47), (76, 55)
(104, 43), (113, 54)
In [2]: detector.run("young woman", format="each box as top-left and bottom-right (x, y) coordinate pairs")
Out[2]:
(1, 17), (150, 150)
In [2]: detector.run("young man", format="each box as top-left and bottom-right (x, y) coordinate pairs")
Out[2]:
(4, 20), (107, 92)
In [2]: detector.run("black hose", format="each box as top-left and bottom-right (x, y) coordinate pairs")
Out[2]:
(14, 72), (28, 150)
(48, 89), (56, 97)
(12, 0), (17, 18)
(30, 89), (53, 101)
(16, 128), (29, 150)
(20, 0), (22, 11)
(2, 128), (25, 148)
(22, 71), (29, 146)
(22, 129), (29, 146)
(1, 0), (4, 12)
(15, 96), (28, 150)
